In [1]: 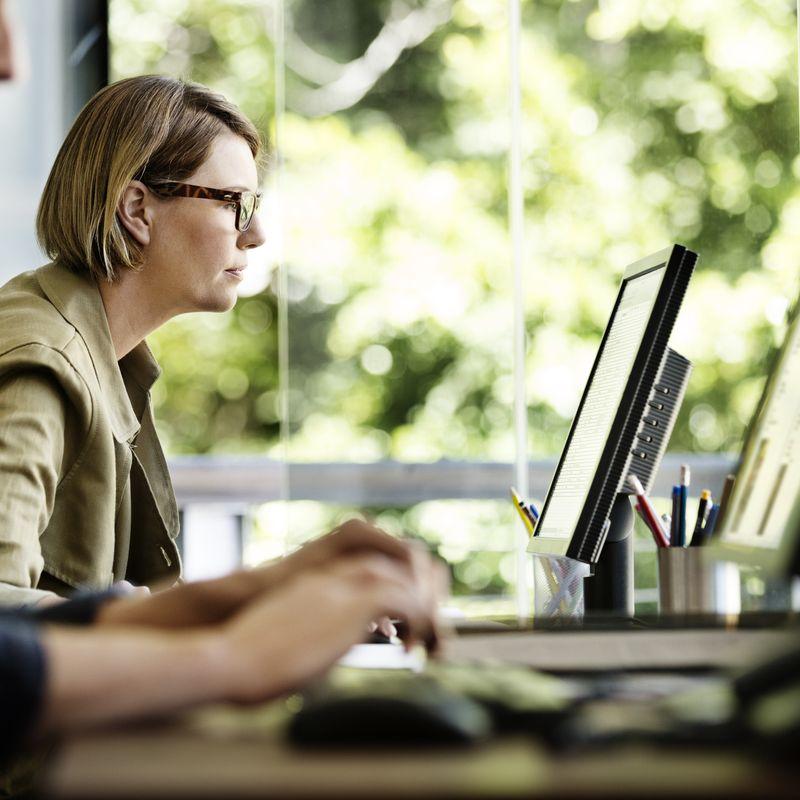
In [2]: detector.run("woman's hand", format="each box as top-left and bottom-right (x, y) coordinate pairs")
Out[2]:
(219, 550), (444, 703)
(96, 519), (433, 631)
(272, 519), (413, 579)
(38, 548), (445, 736)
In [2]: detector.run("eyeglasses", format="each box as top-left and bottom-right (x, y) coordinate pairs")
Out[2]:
(146, 181), (262, 232)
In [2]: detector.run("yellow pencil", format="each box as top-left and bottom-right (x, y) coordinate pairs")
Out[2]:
(510, 487), (536, 537)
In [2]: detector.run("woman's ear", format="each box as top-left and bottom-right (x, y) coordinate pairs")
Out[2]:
(116, 180), (152, 246)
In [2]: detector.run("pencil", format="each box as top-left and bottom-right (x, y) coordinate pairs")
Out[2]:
(712, 474), (736, 538)
(510, 487), (536, 537)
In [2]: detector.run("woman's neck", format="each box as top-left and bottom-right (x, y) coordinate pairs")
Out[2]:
(97, 269), (175, 360)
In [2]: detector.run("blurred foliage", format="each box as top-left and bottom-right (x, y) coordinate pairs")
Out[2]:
(111, 0), (800, 597)
(111, 0), (800, 461)
(248, 498), (525, 602)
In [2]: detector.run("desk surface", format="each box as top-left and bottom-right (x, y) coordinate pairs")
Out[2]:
(42, 627), (800, 799)
(43, 718), (797, 799)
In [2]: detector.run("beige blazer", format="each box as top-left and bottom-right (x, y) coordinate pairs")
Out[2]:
(0, 262), (181, 604)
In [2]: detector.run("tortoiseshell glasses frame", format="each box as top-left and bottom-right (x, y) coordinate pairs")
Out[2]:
(146, 181), (262, 232)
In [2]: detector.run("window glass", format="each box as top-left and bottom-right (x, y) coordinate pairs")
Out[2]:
(110, 0), (800, 614)
(519, 0), (799, 458)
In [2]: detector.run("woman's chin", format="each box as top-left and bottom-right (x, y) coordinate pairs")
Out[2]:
(192, 287), (239, 314)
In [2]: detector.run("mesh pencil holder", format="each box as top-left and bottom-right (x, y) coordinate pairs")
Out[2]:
(532, 554), (590, 619)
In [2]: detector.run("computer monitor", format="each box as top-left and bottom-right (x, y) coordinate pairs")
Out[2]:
(528, 244), (697, 564)
(712, 297), (800, 576)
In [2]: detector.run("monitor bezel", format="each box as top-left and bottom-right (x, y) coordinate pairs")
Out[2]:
(529, 244), (696, 563)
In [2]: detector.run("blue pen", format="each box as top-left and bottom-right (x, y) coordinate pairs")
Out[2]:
(703, 504), (720, 540)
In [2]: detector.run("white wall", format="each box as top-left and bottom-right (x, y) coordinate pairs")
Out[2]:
(0, 0), (66, 283)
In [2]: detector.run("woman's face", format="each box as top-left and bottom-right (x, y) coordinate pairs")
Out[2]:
(145, 132), (266, 315)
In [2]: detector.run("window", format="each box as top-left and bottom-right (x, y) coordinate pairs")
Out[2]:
(110, 0), (800, 614)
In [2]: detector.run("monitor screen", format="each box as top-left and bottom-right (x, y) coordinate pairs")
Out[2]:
(535, 268), (665, 540)
(529, 245), (696, 563)
(713, 300), (800, 573)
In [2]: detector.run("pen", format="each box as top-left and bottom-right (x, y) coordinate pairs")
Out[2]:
(670, 486), (680, 546)
(627, 474), (669, 547)
(703, 503), (721, 540)
(678, 464), (690, 547)
(635, 502), (666, 547)
(689, 489), (711, 547)
(712, 473), (736, 537)
(510, 487), (536, 537)
(525, 497), (541, 524)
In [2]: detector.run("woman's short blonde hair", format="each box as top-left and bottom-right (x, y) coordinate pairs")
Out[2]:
(37, 75), (261, 281)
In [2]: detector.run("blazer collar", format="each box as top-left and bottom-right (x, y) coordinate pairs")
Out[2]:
(36, 262), (161, 443)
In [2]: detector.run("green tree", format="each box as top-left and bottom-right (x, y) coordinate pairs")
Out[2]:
(110, 0), (799, 602)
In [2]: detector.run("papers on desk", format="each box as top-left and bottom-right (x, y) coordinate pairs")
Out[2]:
(338, 643), (425, 671)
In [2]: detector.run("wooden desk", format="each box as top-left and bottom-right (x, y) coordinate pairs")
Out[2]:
(42, 627), (800, 798)
(42, 709), (797, 799)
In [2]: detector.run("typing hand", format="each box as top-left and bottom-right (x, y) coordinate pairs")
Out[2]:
(38, 548), (446, 737)
(95, 521), (447, 645)
(272, 519), (413, 581)
(279, 521), (448, 646)
(220, 551), (444, 703)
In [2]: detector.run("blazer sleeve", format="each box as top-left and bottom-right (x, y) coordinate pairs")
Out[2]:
(0, 591), (118, 764)
(0, 369), (79, 605)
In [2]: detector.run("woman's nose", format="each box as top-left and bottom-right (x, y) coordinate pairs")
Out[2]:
(240, 212), (267, 250)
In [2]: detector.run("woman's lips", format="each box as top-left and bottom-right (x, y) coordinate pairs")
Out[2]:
(224, 267), (245, 280)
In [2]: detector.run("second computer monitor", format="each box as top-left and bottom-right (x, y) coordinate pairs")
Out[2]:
(528, 244), (697, 564)
(711, 296), (800, 576)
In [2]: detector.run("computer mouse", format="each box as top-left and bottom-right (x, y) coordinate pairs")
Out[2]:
(288, 677), (493, 748)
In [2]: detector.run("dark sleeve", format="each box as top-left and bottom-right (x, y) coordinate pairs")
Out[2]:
(28, 589), (122, 626)
(0, 590), (120, 764)
(0, 619), (45, 765)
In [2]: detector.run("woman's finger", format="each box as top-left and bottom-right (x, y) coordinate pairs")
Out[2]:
(327, 520), (412, 563)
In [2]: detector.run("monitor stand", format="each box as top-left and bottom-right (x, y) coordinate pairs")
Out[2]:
(583, 493), (635, 618)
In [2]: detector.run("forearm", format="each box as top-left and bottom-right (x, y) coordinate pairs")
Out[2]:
(37, 626), (231, 736)
(96, 568), (271, 628)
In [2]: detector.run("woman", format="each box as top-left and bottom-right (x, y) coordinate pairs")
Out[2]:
(0, 75), (364, 605)
(0, 76), (446, 799)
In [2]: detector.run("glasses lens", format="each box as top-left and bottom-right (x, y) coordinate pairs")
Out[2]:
(239, 193), (255, 231)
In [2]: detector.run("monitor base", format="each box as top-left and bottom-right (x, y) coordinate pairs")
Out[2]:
(583, 493), (635, 618)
